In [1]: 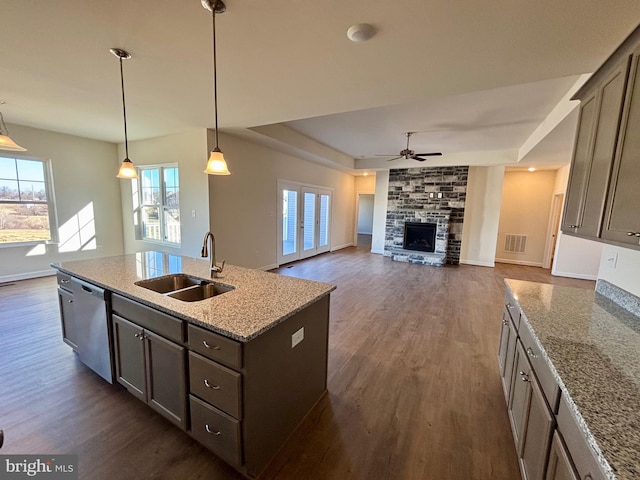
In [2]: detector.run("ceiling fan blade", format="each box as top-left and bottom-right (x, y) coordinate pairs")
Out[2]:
(375, 154), (400, 157)
(386, 156), (403, 162)
(414, 152), (443, 157)
(411, 156), (428, 162)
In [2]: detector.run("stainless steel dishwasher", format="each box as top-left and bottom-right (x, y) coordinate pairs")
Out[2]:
(71, 277), (114, 383)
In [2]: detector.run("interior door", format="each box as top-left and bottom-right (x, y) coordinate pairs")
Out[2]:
(278, 183), (300, 265)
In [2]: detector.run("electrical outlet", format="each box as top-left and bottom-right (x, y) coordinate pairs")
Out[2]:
(191, 209), (196, 218)
(606, 252), (618, 269)
(437, 192), (443, 199)
(291, 327), (304, 348)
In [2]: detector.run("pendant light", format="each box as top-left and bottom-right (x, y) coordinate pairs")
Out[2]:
(111, 48), (138, 179)
(0, 102), (27, 152)
(202, 0), (231, 175)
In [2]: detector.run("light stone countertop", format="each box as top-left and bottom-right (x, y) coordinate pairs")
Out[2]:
(505, 279), (640, 480)
(52, 252), (336, 342)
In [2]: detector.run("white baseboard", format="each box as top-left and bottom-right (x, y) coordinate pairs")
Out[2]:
(495, 258), (543, 267)
(551, 270), (598, 281)
(460, 259), (495, 267)
(257, 263), (278, 271)
(0, 269), (56, 284)
(331, 243), (354, 252)
(370, 248), (385, 255)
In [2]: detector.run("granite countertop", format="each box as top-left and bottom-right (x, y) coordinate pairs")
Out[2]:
(52, 252), (336, 342)
(505, 279), (640, 480)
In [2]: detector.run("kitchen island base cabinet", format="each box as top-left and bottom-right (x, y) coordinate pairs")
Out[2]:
(112, 314), (187, 430)
(546, 432), (579, 480)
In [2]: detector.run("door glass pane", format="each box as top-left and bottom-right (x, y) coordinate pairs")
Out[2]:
(303, 192), (316, 251)
(282, 190), (297, 255)
(164, 207), (181, 244)
(319, 194), (330, 247)
(142, 206), (161, 240)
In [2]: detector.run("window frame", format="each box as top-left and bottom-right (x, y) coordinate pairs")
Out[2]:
(0, 154), (58, 248)
(134, 163), (181, 246)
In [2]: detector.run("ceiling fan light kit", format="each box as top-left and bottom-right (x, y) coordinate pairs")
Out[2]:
(377, 132), (442, 162)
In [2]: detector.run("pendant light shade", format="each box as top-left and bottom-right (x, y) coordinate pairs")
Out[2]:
(111, 48), (138, 180)
(202, 0), (231, 175)
(0, 108), (26, 152)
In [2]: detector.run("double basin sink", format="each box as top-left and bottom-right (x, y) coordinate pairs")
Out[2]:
(135, 274), (234, 302)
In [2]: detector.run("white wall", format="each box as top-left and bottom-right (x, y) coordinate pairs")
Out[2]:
(119, 129), (210, 258)
(597, 245), (640, 297)
(207, 131), (355, 270)
(496, 170), (556, 266)
(460, 166), (505, 267)
(1, 124), (124, 281)
(371, 171), (389, 254)
(357, 194), (375, 234)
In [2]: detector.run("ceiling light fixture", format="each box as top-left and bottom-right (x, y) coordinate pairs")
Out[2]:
(0, 102), (26, 152)
(202, 0), (231, 175)
(528, 167), (536, 172)
(347, 23), (376, 42)
(111, 48), (138, 179)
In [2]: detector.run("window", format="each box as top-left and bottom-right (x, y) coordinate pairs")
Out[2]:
(134, 164), (180, 245)
(0, 156), (53, 244)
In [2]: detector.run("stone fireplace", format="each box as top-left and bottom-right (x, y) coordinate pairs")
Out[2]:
(384, 166), (468, 266)
(403, 222), (437, 252)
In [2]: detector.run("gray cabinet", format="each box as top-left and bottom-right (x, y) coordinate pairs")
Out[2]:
(57, 273), (78, 351)
(563, 59), (629, 237)
(603, 44), (640, 246)
(545, 432), (579, 480)
(112, 313), (187, 430)
(498, 306), (518, 402)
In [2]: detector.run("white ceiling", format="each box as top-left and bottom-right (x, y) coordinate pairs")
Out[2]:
(2, 1), (639, 172)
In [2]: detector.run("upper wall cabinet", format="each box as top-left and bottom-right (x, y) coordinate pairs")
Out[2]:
(602, 43), (640, 246)
(562, 25), (640, 249)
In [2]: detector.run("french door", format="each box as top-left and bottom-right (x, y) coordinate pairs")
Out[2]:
(278, 181), (331, 265)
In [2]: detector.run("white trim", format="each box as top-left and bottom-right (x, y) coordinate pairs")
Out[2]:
(551, 270), (598, 281)
(370, 248), (385, 255)
(1, 269), (55, 284)
(495, 258), (543, 267)
(460, 259), (495, 267)
(331, 243), (354, 252)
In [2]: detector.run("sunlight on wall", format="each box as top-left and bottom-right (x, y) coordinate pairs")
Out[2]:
(58, 202), (97, 252)
(26, 243), (47, 256)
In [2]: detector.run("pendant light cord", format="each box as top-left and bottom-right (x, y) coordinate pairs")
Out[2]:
(211, 4), (220, 149)
(119, 56), (129, 159)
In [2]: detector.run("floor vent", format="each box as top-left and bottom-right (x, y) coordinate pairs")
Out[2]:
(504, 234), (527, 254)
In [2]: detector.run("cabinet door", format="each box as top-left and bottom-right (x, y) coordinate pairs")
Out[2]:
(58, 287), (78, 351)
(112, 315), (146, 401)
(145, 330), (187, 430)
(546, 432), (579, 480)
(499, 312), (518, 403)
(498, 309), (511, 375)
(520, 372), (555, 480)
(508, 341), (533, 453)
(562, 93), (597, 233)
(578, 60), (630, 237)
(604, 46), (640, 244)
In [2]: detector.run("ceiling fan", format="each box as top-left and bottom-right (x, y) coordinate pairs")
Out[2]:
(377, 132), (442, 162)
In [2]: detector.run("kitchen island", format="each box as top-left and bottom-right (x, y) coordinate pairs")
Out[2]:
(52, 251), (336, 478)
(502, 279), (640, 480)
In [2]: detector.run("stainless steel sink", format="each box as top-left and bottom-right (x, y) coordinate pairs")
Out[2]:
(135, 274), (234, 302)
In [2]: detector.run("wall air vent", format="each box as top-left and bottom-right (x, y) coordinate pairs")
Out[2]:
(504, 234), (527, 254)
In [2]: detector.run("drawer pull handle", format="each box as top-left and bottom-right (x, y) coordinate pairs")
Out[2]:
(68, 299), (73, 303)
(519, 371), (530, 382)
(628, 232), (635, 236)
(134, 333), (145, 341)
(506, 303), (512, 308)
(526, 347), (537, 358)
(205, 425), (221, 435)
(502, 319), (508, 326)
(584, 475), (593, 480)
(203, 340), (221, 350)
(61, 279), (70, 284)
(204, 379), (220, 390)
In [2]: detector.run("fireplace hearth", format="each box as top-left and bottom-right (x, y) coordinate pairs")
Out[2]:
(403, 222), (436, 253)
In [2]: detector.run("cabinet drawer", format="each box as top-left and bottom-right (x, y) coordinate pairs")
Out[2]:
(557, 395), (606, 480)
(57, 272), (73, 292)
(505, 290), (521, 329)
(112, 293), (184, 343)
(518, 320), (560, 412)
(189, 352), (241, 419)
(190, 395), (242, 466)
(188, 324), (242, 369)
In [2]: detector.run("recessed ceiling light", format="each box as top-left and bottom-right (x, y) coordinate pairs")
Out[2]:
(347, 23), (376, 42)
(528, 167), (536, 172)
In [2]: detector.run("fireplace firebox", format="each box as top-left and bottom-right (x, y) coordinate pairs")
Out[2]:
(403, 222), (437, 252)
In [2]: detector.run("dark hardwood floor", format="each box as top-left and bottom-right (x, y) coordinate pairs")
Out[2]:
(0, 244), (593, 479)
